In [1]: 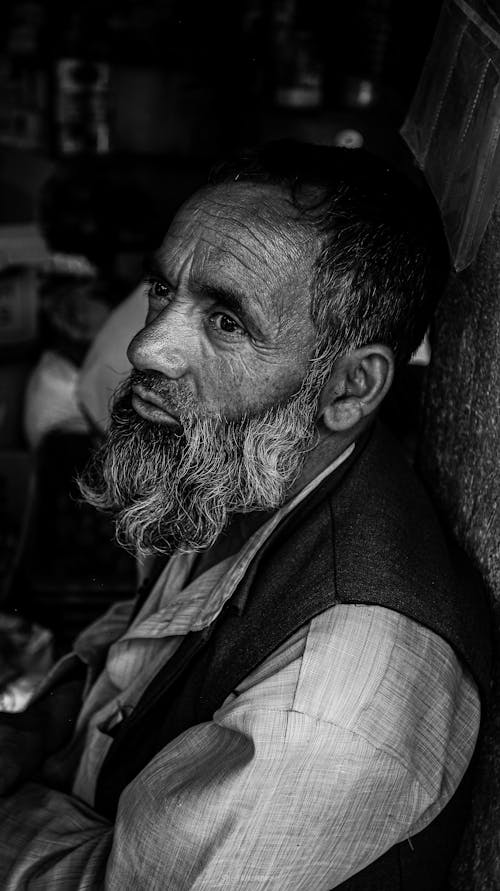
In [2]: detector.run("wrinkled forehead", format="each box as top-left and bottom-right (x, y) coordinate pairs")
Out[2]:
(163, 182), (318, 291)
(174, 181), (309, 244)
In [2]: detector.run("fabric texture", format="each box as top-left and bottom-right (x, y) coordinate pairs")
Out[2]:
(0, 424), (486, 889)
(0, 612), (479, 889)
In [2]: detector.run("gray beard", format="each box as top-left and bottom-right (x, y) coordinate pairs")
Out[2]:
(78, 363), (327, 559)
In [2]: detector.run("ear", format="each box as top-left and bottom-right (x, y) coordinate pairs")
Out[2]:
(317, 345), (395, 433)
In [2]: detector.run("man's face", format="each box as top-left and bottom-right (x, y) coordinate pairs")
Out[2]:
(80, 183), (330, 558)
(127, 182), (319, 423)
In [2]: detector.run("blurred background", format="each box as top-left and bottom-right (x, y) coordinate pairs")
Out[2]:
(0, 0), (444, 697)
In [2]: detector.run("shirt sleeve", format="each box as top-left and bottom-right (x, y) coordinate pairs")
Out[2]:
(0, 606), (480, 890)
(107, 707), (445, 889)
(0, 782), (113, 890)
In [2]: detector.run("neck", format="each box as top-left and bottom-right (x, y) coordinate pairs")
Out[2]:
(288, 421), (370, 498)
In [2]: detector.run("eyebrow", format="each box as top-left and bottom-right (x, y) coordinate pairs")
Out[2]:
(143, 251), (267, 339)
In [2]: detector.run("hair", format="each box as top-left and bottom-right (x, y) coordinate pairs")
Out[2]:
(209, 140), (450, 367)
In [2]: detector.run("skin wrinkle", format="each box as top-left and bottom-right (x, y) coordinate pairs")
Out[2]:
(196, 225), (267, 269)
(190, 227), (287, 290)
(193, 269), (299, 345)
(79, 182), (340, 556)
(195, 250), (312, 342)
(152, 249), (278, 347)
(184, 186), (311, 266)
(153, 197), (315, 359)
(200, 241), (271, 284)
(203, 214), (296, 261)
(161, 233), (271, 299)
(196, 206), (273, 248)
(194, 243), (271, 297)
(80, 150), (448, 570)
(162, 197), (314, 298)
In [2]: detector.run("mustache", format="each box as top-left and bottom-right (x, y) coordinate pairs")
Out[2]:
(130, 369), (194, 414)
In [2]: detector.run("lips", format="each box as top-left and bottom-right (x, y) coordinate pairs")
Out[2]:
(131, 384), (181, 428)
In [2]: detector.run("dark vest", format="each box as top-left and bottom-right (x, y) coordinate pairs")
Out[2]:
(95, 422), (491, 890)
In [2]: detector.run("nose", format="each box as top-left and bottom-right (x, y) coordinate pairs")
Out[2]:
(127, 304), (191, 380)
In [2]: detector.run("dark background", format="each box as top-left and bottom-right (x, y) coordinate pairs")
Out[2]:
(0, 0), (443, 655)
(1, 0), (444, 254)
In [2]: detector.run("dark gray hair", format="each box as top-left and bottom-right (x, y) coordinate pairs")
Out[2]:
(210, 140), (450, 366)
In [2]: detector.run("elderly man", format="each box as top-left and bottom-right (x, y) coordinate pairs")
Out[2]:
(0, 141), (490, 889)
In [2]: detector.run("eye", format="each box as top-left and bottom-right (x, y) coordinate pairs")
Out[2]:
(209, 312), (246, 336)
(144, 278), (172, 302)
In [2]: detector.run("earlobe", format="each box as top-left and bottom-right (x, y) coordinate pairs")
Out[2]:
(322, 398), (364, 432)
(319, 345), (394, 434)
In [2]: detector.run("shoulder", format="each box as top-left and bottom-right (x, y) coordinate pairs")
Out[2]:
(327, 425), (491, 699)
(293, 603), (480, 795)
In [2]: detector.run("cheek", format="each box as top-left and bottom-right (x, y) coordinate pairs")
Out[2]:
(193, 337), (312, 417)
(218, 362), (304, 416)
(192, 353), (259, 416)
(254, 368), (302, 406)
(201, 355), (250, 413)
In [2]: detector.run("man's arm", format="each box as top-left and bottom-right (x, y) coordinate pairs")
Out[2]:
(0, 782), (113, 889)
(0, 705), (454, 890)
(0, 606), (480, 890)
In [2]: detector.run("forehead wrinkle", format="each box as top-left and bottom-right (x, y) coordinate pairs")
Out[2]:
(196, 220), (274, 272)
(158, 223), (299, 312)
(204, 197), (307, 266)
(193, 203), (294, 276)
(162, 186), (318, 342)
(162, 223), (313, 325)
(177, 186), (319, 273)
(191, 210), (284, 281)
(191, 240), (272, 318)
